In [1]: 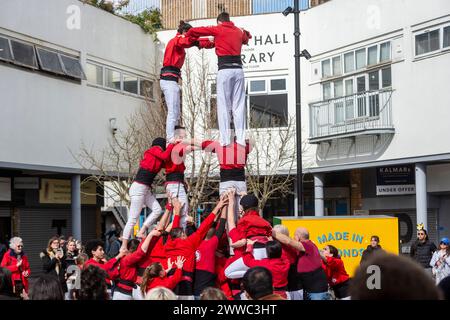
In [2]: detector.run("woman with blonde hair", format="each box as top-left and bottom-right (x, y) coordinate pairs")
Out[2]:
(145, 287), (177, 300)
(40, 236), (67, 293)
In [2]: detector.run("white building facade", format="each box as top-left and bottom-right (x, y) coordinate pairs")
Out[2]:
(0, 0), (158, 270)
(157, 0), (450, 252)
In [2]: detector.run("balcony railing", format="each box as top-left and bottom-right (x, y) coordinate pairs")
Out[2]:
(309, 88), (394, 143)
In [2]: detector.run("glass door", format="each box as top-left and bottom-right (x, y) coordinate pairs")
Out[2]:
(334, 80), (344, 124)
(344, 78), (354, 120)
(357, 75), (367, 117)
(368, 70), (380, 117)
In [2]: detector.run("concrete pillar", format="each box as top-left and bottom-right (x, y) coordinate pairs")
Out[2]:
(314, 173), (325, 216)
(415, 163), (428, 230)
(71, 175), (82, 241)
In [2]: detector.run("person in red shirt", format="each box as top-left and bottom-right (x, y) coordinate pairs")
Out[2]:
(274, 227), (330, 300)
(136, 197), (183, 284)
(320, 244), (350, 300)
(233, 240), (290, 299)
(164, 126), (198, 229)
(161, 21), (214, 143)
(1, 237), (30, 295)
(84, 239), (125, 297)
(195, 137), (253, 220)
(186, 12), (251, 147)
(112, 228), (161, 300)
(193, 207), (227, 297)
(140, 256), (186, 297)
(228, 193), (272, 259)
(164, 195), (229, 299)
(273, 224), (304, 300)
(122, 137), (179, 252)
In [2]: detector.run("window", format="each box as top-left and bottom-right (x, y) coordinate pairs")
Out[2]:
(333, 80), (343, 97)
(368, 71), (380, 116)
(123, 74), (138, 94)
(381, 67), (391, 88)
(380, 42), (391, 62)
(322, 59), (331, 77)
(140, 80), (153, 99)
(10, 40), (38, 69)
(36, 48), (65, 75)
(0, 37), (12, 62)
(333, 80), (344, 123)
(250, 94), (288, 128)
(356, 48), (366, 69)
(323, 82), (331, 100)
(332, 56), (342, 76)
(270, 79), (286, 91)
(357, 76), (366, 117)
(344, 52), (354, 73)
(209, 81), (218, 129)
(443, 26), (450, 48)
(344, 79), (354, 119)
(86, 63), (103, 85)
(105, 68), (121, 90)
(367, 45), (378, 65)
(60, 55), (85, 80)
(415, 29), (440, 55)
(250, 80), (266, 92)
(210, 82), (217, 95)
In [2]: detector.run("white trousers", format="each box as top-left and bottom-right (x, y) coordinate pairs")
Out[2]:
(219, 180), (247, 222)
(216, 68), (246, 146)
(112, 287), (143, 300)
(288, 290), (304, 300)
(166, 182), (189, 229)
(124, 182), (162, 240)
(160, 79), (181, 142)
(224, 248), (267, 280)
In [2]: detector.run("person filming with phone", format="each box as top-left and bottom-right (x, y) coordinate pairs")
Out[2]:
(40, 236), (68, 295)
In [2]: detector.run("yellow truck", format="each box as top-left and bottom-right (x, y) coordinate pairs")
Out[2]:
(273, 215), (399, 276)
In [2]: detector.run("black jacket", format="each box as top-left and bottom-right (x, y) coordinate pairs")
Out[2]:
(361, 245), (383, 264)
(410, 240), (437, 268)
(40, 250), (68, 292)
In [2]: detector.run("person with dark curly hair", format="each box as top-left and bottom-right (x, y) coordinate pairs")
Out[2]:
(320, 245), (350, 300)
(350, 251), (442, 300)
(28, 274), (64, 300)
(0, 267), (18, 300)
(84, 239), (125, 297)
(77, 265), (109, 300)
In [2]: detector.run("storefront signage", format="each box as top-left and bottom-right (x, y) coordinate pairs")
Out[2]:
(14, 177), (40, 189)
(0, 177), (11, 201)
(376, 165), (415, 195)
(39, 179), (97, 204)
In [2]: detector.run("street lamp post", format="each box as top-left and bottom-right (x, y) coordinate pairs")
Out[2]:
(284, 0), (308, 216)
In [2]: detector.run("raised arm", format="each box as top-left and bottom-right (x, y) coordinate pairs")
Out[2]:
(197, 37), (215, 49)
(227, 190), (236, 231)
(149, 143), (176, 161)
(189, 195), (229, 247)
(186, 26), (219, 38)
(215, 208), (227, 239)
(242, 28), (252, 45)
(272, 230), (305, 252)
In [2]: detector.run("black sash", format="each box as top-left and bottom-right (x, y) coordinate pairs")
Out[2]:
(134, 168), (157, 187)
(220, 168), (245, 182)
(218, 55), (243, 70)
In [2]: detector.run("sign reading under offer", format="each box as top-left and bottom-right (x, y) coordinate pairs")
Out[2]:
(376, 165), (415, 195)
